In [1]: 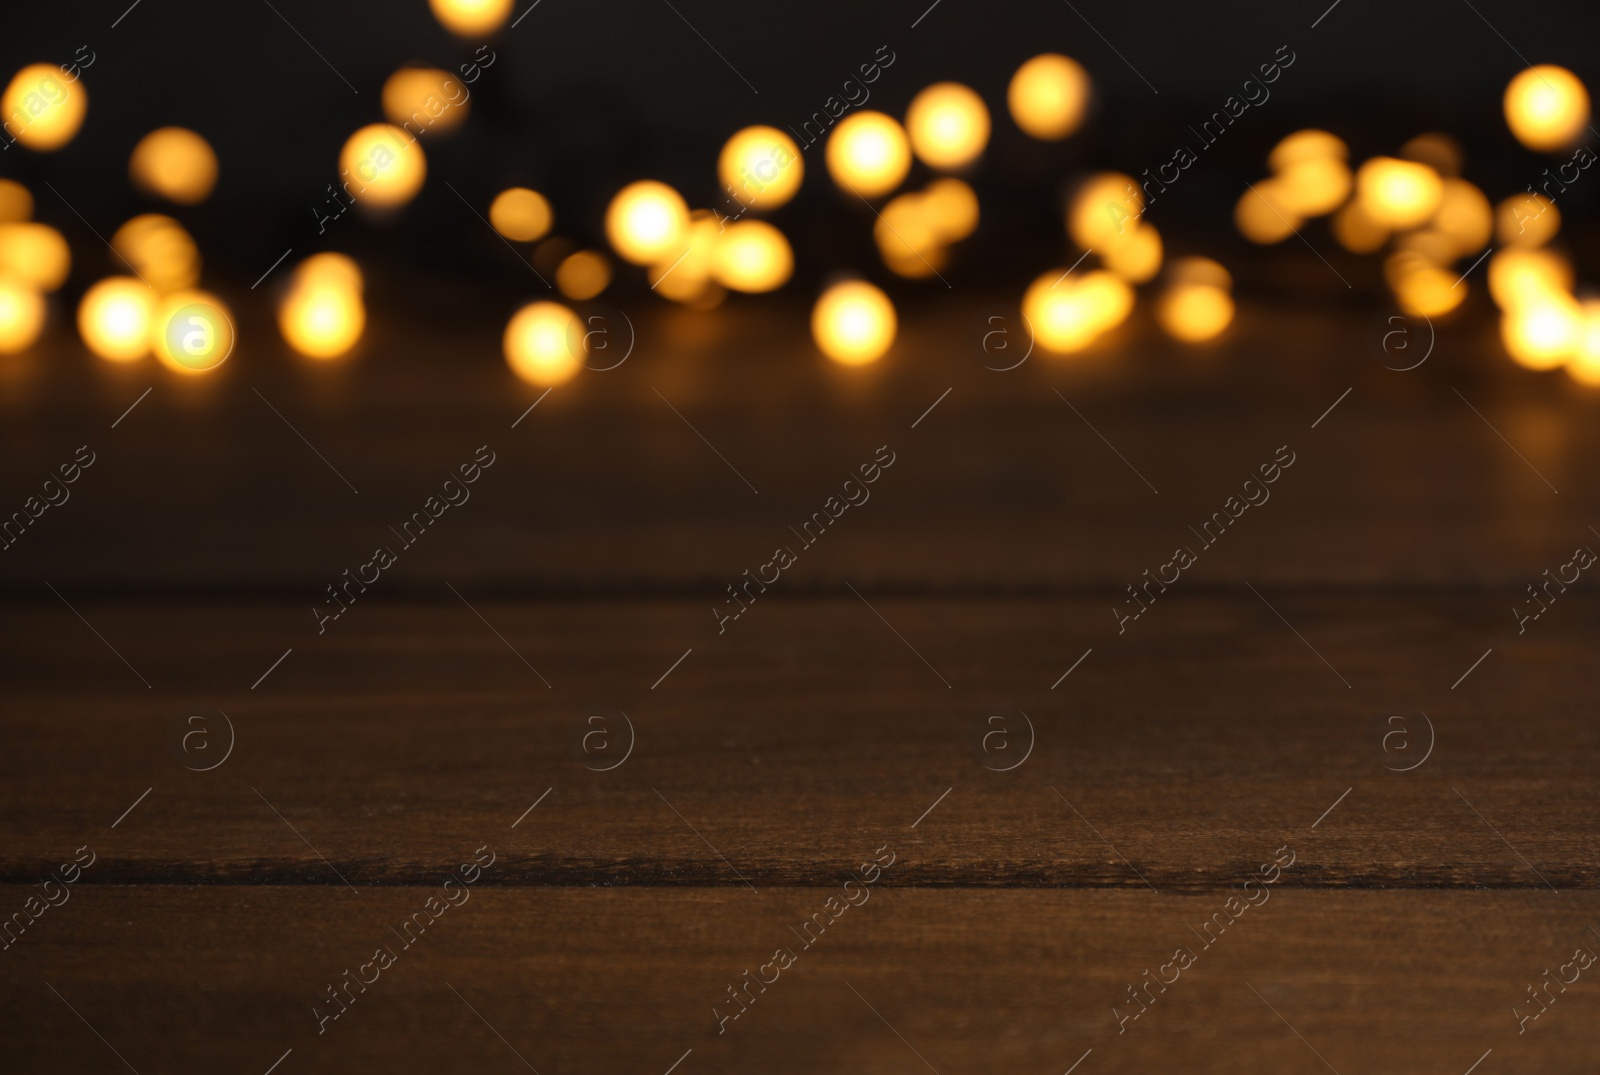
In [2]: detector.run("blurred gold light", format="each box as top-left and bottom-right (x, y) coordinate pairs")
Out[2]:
(712, 220), (792, 293)
(1170, 256), (1232, 290)
(279, 272), (365, 360)
(605, 180), (689, 265)
(78, 277), (154, 362)
(112, 214), (200, 292)
(1356, 157), (1443, 229)
(649, 211), (720, 303)
(1496, 192), (1560, 248)
(1102, 223), (1162, 283)
(430, 0), (513, 36)
(921, 177), (979, 242)
(489, 187), (552, 242)
(1267, 129), (1347, 173)
(0, 276), (44, 353)
(825, 111), (911, 197)
(1022, 269), (1132, 353)
(812, 281), (896, 365)
(339, 124), (427, 208)
(556, 250), (611, 301)
(718, 126), (803, 211)
(1504, 65), (1590, 152)
(504, 301), (581, 385)
(1, 64), (86, 151)
(874, 193), (940, 271)
(1400, 132), (1462, 177)
(1488, 247), (1572, 310)
(0, 179), (33, 222)
(1385, 251), (1466, 318)
(905, 82), (990, 170)
(151, 290), (235, 374)
(1568, 300), (1600, 385)
(1276, 157), (1351, 217)
(129, 127), (218, 205)
(292, 252), (364, 293)
(1068, 172), (1142, 249)
(1008, 53), (1090, 140)
(1429, 178), (1493, 257)
(1502, 292), (1581, 369)
(1235, 181), (1299, 244)
(382, 67), (470, 134)
(0, 222), (70, 291)
(1158, 284), (1233, 343)
(1332, 198), (1388, 253)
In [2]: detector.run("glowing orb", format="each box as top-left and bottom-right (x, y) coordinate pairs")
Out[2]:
(490, 187), (552, 242)
(1503, 293), (1581, 369)
(905, 81), (990, 170)
(1355, 156), (1443, 229)
(1496, 192), (1560, 248)
(1102, 223), (1162, 283)
(1267, 129), (1347, 172)
(1428, 178), (1493, 257)
(504, 300), (582, 385)
(1504, 65), (1590, 152)
(1, 64), (85, 151)
(0, 222), (70, 291)
(0, 179), (33, 222)
(712, 220), (792, 293)
(1158, 285), (1234, 343)
(1069, 172), (1142, 249)
(152, 290), (235, 374)
(605, 180), (689, 265)
(1022, 269), (1132, 353)
(338, 124), (427, 208)
(825, 111), (911, 197)
(812, 281), (896, 365)
(718, 126), (803, 211)
(1008, 53), (1090, 140)
(0, 276), (44, 353)
(280, 278), (364, 360)
(129, 127), (218, 204)
(1235, 181), (1299, 244)
(1488, 247), (1572, 310)
(112, 214), (200, 292)
(922, 177), (979, 242)
(78, 277), (155, 362)
(557, 250), (611, 301)
(429, 0), (513, 36)
(383, 67), (470, 135)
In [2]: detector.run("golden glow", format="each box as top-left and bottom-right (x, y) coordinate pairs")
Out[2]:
(1022, 269), (1132, 354)
(1158, 285), (1233, 343)
(0, 179), (33, 222)
(1488, 247), (1572, 310)
(1276, 157), (1351, 217)
(151, 290), (235, 374)
(429, 0), (513, 36)
(1332, 198), (1388, 253)
(825, 111), (911, 197)
(280, 256), (364, 360)
(383, 67), (470, 134)
(875, 193), (939, 267)
(1102, 222), (1162, 283)
(1496, 192), (1560, 248)
(1355, 157), (1443, 229)
(489, 187), (552, 242)
(905, 81), (990, 170)
(718, 126), (803, 211)
(1567, 300), (1600, 386)
(1399, 132), (1462, 177)
(1170, 256), (1232, 290)
(1428, 178), (1493, 257)
(712, 220), (792, 293)
(649, 211), (720, 303)
(0, 222), (70, 291)
(1068, 173), (1141, 250)
(812, 281), (896, 365)
(1502, 292), (1581, 369)
(921, 177), (978, 242)
(504, 301), (581, 385)
(293, 252), (364, 293)
(1385, 252), (1466, 318)
(1, 64), (86, 151)
(556, 250), (611, 301)
(78, 277), (155, 362)
(112, 214), (200, 292)
(129, 127), (218, 204)
(1008, 53), (1090, 140)
(1504, 65), (1590, 152)
(605, 180), (689, 265)
(338, 124), (427, 208)
(0, 276), (44, 353)
(1235, 181), (1299, 244)
(1267, 129), (1346, 172)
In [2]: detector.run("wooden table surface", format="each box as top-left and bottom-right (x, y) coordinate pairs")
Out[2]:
(3, 293), (1598, 1073)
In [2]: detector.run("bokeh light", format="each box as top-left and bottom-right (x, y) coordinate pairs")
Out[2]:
(1428, 178), (1493, 257)
(825, 111), (911, 197)
(812, 281), (896, 365)
(1385, 251), (1466, 318)
(0, 222), (70, 291)
(1496, 192), (1560, 248)
(1332, 198), (1388, 253)
(921, 178), (979, 242)
(874, 193), (941, 276)
(1068, 173), (1142, 249)
(1355, 157), (1443, 229)
(504, 300), (582, 385)
(1399, 132), (1462, 177)
(382, 67), (470, 135)
(280, 256), (365, 360)
(605, 180), (689, 265)
(1267, 130), (1347, 173)
(0, 275), (45, 354)
(129, 127), (218, 204)
(430, 0), (513, 36)
(338, 124), (427, 208)
(0, 179), (31, 223)
(151, 290), (235, 374)
(78, 277), (154, 362)
(1502, 292), (1581, 369)
(557, 250), (611, 301)
(1276, 157), (1351, 217)
(1158, 284), (1234, 343)
(490, 187), (552, 242)
(712, 220), (793, 293)
(1488, 247), (1572, 310)
(1504, 65), (1590, 152)
(649, 211), (721, 304)
(1022, 269), (1132, 353)
(718, 126), (804, 211)
(1235, 181), (1299, 244)
(1568, 300), (1600, 386)
(1102, 222), (1163, 283)
(112, 214), (200, 292)
(1008, 53), (1090, 140)
(905, 82), (990, 170)
(1, 63), (86, 151)
(1170, 256), (1233, 290)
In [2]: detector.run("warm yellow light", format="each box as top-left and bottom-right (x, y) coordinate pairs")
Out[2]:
(1488, 248), (1572, 310)
(1008, 53), (1090, 140)
(382, 67), (470, 135)
(151, 290), (235, 374)
(280, 285), (364, 359)
(718, 126), (804, 211)
(1276, 157), (1351, 217)
(1332, 198), (1388, 253)
(0, 179), (33, 222)
(489, 187), (552, 242)
(0, 276), (44, 353)
(649, 211), (720, 303)
(292, 253), (364, 294)
(605, 180), (689, 265)
(1568, 300), (1600, 385)
(921, 177), (979, 242)
(1496, 192), (1560, 248)
(1399, 132), (1462, 177)
(1235, 181), (1299, 244)
(429, 0), (513, 36)
(905, 82), (990, 170)
(556, 250), (611, 301)
(825, 111), (911, 197)
(1102, 223), (1162, 283)
(1504, 65), (1590, 152)
(504, 300), (582, 385)
(874, 193), (940, 270)
(812, 281), (896, 365)
(338, 123), (427, 208)
(78, 277), (155, 362)
(1068, 172), (1142, 250)
(0, 222), (70, 291)
(1356, 157), (1443, 229)
(1503, 292), (1581, 369)
(129, 127), (218, 204)
(1022, 269), (1132, 353)
(1385, 252), (1466, 318)
(1428, 178), (1492, 257)
(1267, 129), (1347, 173)
(1170, 256), (1233, 290)
(1, 64), (86, 151)
(111, 214), (200, 292)
(712, 220), (792, 293)
(1158, 284), (1234, 343)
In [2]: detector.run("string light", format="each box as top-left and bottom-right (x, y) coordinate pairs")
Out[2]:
(504, 301), (582, 385)
(605, 181), (689, 265)
(825, 112), (911, 197)
(129, 127), (218, 204)
(812, 281), (896, 365)
(905, 81), (990, 170)
(490, 187), (552, 242)
(1, 63), (86, 150)
(1008, 53), (1090, 140)
(78, 277), (155, 362)
(718, 126), (804, 211)
(1504, 65), (1590, 152)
